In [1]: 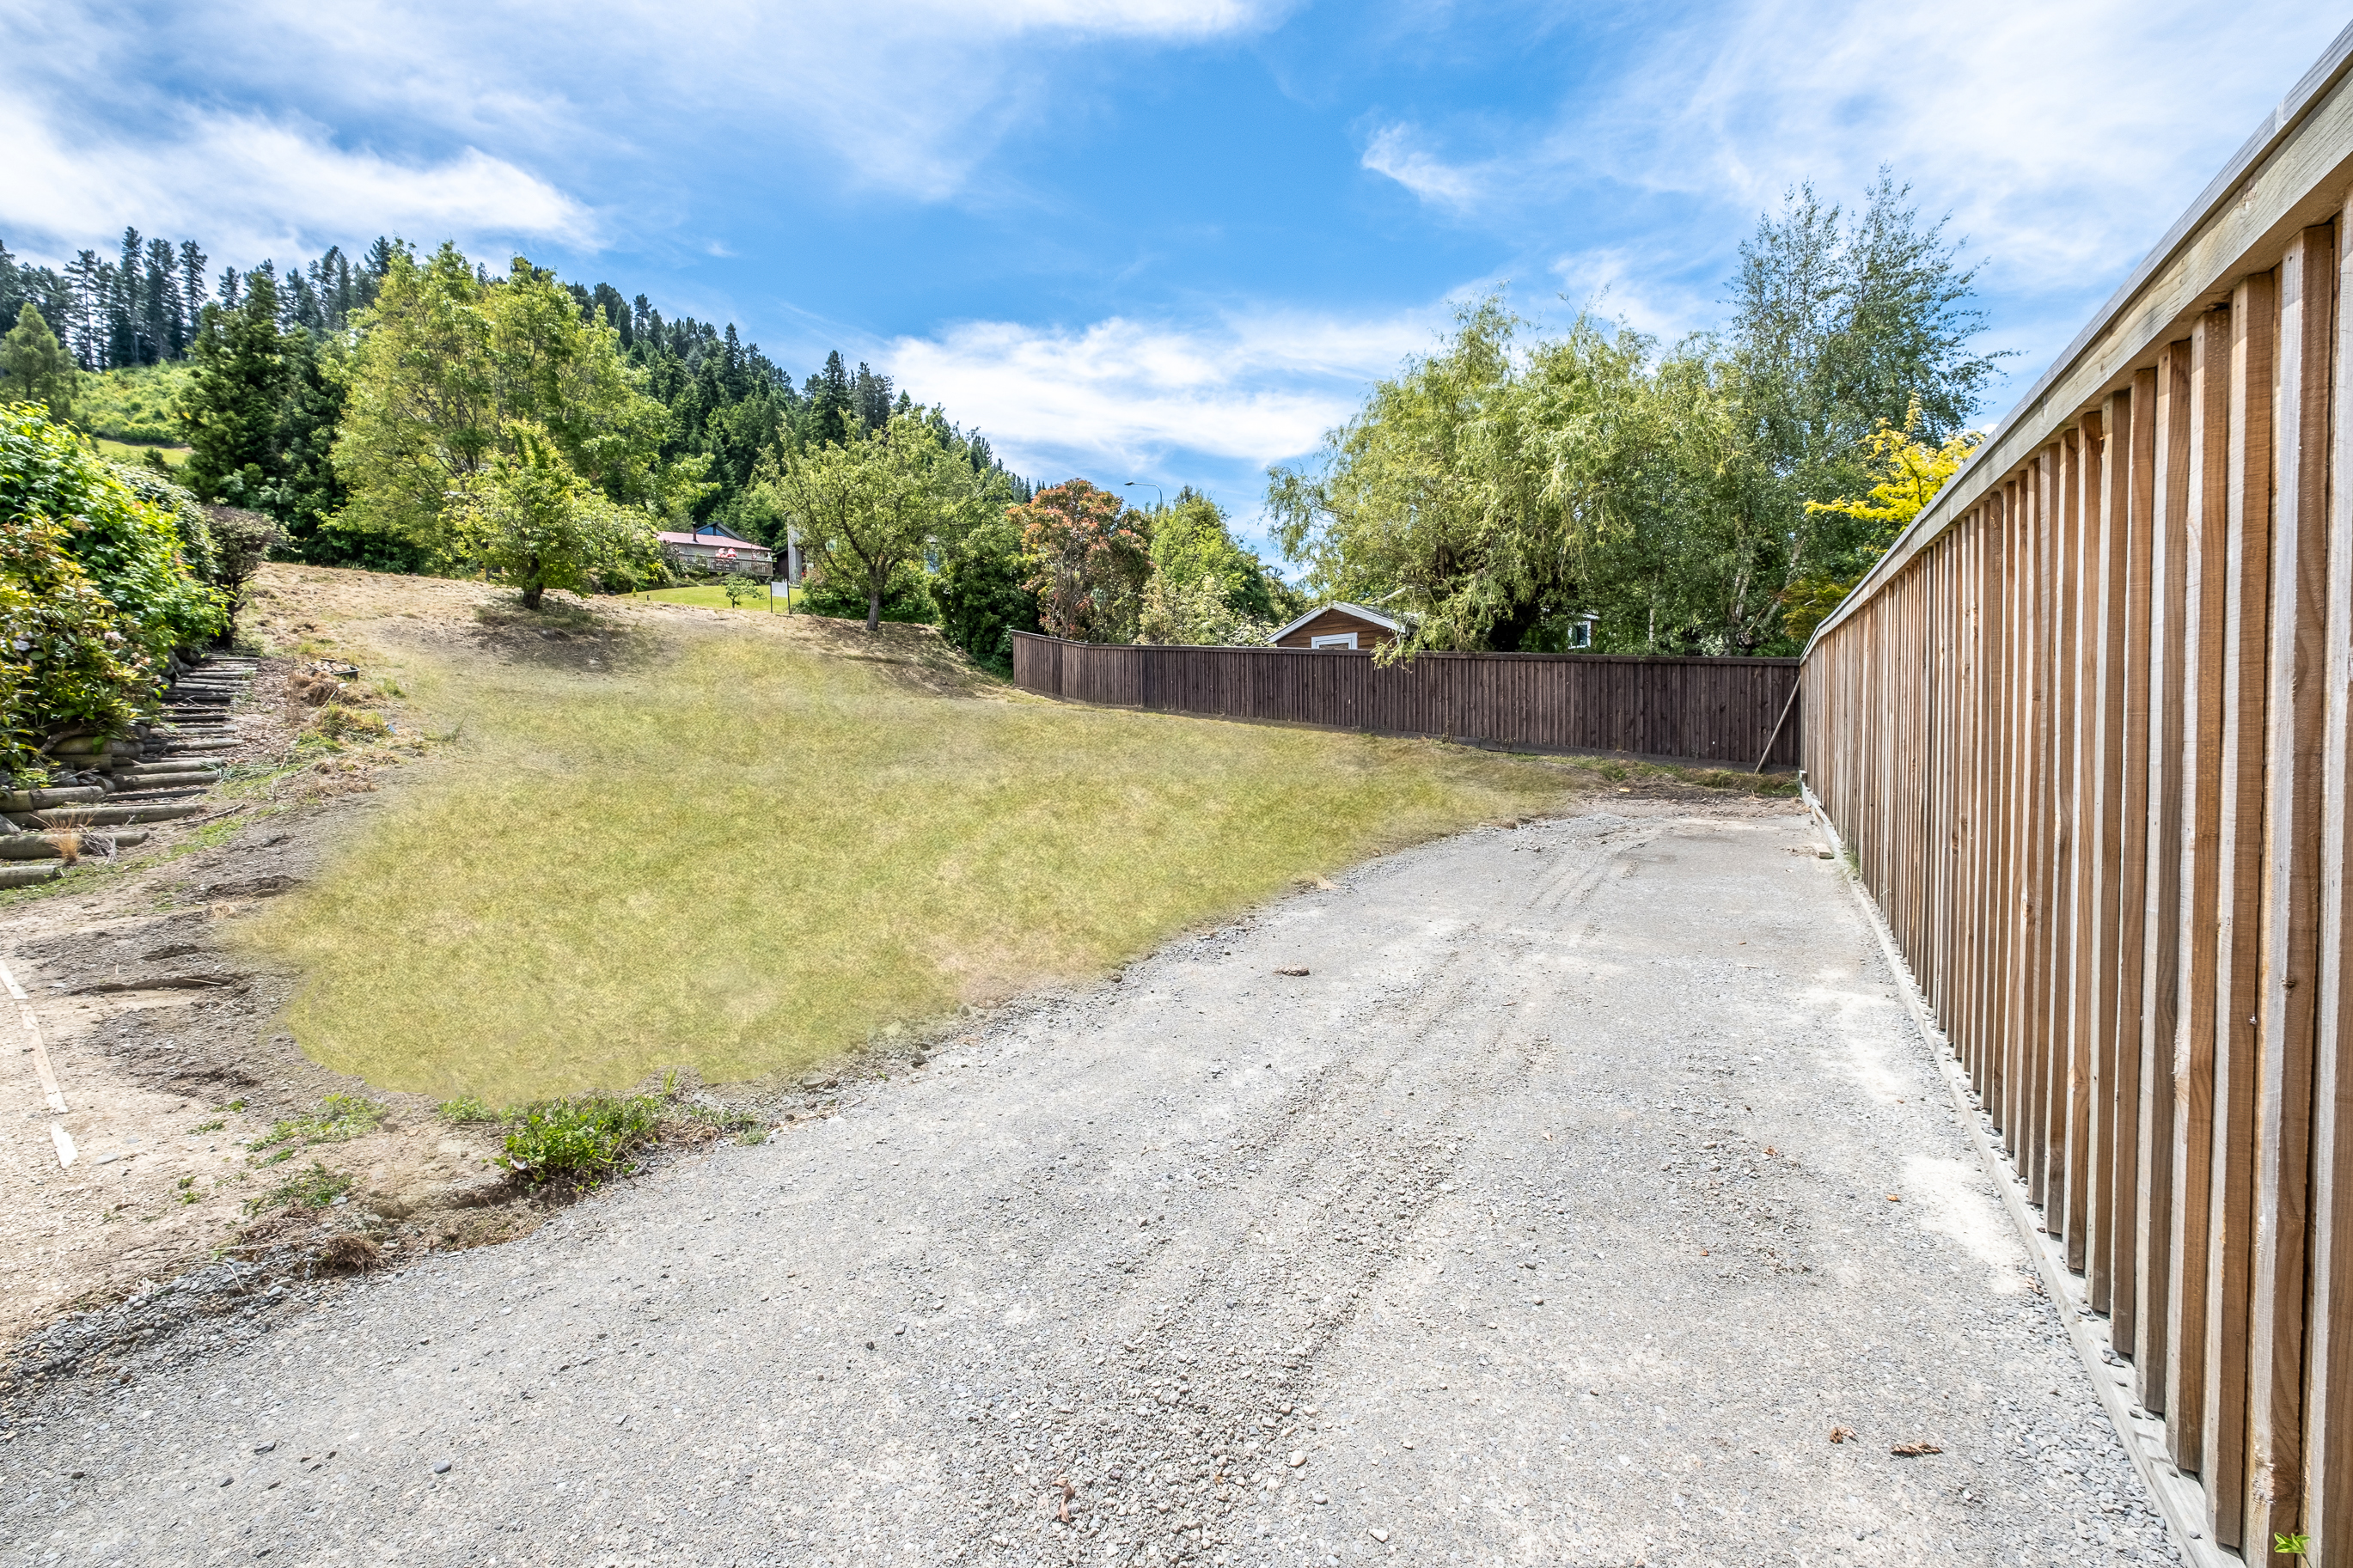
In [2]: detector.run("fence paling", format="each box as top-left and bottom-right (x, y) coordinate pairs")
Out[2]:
(1802, 28), (2353, 1553)
(1011, 636), (1802, 767)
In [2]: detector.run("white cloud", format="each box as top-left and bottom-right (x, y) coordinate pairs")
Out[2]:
(880, 306), (1439, 482)
(1545, 247), (1719, 342)
(0, 97), (595, 268)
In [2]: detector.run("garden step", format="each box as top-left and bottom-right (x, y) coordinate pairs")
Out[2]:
(0, 830), (149, 861)
(0, 786), (108, 812)
(111, 763), (224, 781)
(3, 802), (203, 828)
(113, 763), (224, 780)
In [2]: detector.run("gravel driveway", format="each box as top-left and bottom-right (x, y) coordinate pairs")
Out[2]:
(0, 800), (2180, 1566)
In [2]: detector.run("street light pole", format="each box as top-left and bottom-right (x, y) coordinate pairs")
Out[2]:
(1122, 480), (1164, 514)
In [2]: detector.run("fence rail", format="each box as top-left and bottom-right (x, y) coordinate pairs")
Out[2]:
(1802, 23), (2353, 1562)
(1011, 634), (1800, 767)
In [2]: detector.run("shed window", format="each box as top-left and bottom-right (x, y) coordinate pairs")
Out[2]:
(1311, 632), (1359, 650)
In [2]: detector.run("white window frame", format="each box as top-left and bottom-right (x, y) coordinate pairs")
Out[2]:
(1310, 632), (1359, 650)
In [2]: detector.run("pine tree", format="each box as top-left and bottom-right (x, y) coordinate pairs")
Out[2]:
(144, 237), (176, 360)
(67, 252), (102, 368)
(177, 241), (209, 333)
(852, 361), (894, 432)
(180, 272), (289, 503)
(108, 229), (142, 367)
(2, 303), (79, 421)
(810, 351), (853, 446)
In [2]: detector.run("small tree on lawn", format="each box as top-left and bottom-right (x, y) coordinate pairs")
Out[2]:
(719, 559), (767, 608)
(1012, 479), (1149, 643)
(761, 412), (968, 632)
(449, 425), (660, 610)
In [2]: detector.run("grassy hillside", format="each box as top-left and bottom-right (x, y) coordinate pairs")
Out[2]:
(76, 362), (193, 445)
(234, 577), (1568, 1103)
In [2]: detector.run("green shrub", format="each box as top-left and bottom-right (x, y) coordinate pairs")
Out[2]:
(437, 1095), (505, 1124)
(0, 405), (224, 667)
(0, 525), (152, 777)
(796, 558), (935, 624)
(108, 462), (217, 583)
(503, 1094), (662, 1188)
(74, 363), (193, 446)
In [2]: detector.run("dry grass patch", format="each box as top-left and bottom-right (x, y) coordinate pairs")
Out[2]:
(236, 618), (1568, 1102)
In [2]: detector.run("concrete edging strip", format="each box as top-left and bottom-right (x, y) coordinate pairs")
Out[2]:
(2, 953), (69, 1118)
(1804, 786), (2230, 1568)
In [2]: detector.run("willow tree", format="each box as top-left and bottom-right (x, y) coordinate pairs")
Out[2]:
(1269, 299), (1666, 656)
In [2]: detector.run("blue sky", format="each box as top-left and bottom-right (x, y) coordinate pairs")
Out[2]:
(5, 1), (2345, 556)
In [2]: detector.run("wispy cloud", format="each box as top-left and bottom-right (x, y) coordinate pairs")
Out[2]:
(1363, 0), (2345, 317)
(1360, 124), (1486, 210)
(1, 0), (1290, 265)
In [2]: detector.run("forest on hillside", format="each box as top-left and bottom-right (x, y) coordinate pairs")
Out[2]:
(0, 229), (1292, 669)
(0, 228), (1023, 544)
(1, 170), (2004, 665)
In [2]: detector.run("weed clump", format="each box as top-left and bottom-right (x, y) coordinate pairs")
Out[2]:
(504, 1095), (661, 1189)
(437, 1095), (506, 1125)
(250, 1092), (387, 1162)
(314, 704), (390, 741)
(248, 1161), (352, 1215)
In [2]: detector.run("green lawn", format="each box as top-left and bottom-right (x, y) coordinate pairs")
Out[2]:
(236, 613), (1568, 1104)
(91, 436), (189, 469)
(635, 584), (786, 611)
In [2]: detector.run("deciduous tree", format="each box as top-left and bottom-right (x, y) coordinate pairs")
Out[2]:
(333, 245), (687, 558)
(1011, 479), (1148, 644)
(446, 425), (659, 611)
(762, 412), (975, 632)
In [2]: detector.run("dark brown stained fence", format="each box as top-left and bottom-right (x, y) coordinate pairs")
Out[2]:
(1011, 634), (1800, 767)
(1802, 23), (2353, 1563)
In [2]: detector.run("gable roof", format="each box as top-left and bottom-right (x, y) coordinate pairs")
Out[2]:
(657, 528), (769, 551)
(1266, 601), (1404, 644)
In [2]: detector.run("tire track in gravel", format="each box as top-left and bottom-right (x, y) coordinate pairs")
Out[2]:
(938, 821), (1641, 1562)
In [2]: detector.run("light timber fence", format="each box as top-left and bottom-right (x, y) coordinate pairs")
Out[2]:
(1802, 24), (2353, 1564)
(1011, 633), (1801, 767)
